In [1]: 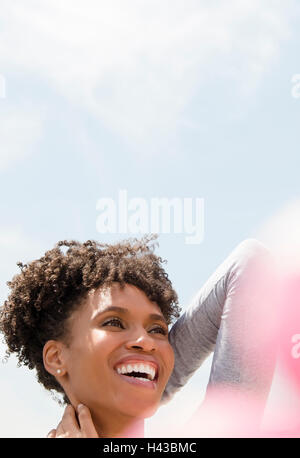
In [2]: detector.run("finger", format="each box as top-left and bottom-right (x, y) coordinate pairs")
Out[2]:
(77, 404), (99, 438)
(55, 421), (65, 438)
(47, 429), (56, 438)
(60, 404), (80, 436)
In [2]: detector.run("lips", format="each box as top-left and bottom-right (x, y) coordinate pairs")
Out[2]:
(116, 372), (158, 390)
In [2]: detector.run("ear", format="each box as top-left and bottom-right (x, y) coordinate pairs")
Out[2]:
(43, 340), (66, 378)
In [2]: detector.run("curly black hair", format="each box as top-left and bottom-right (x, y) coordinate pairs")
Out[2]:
(0, 234), (180, 404)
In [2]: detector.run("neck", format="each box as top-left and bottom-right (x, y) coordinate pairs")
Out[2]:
(92, 410), (145, 438)
(65, 390), (145, 438)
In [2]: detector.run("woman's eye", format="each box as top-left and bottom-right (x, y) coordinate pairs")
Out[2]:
(101, 319), (167, 335)
(150, 326), (168, 335)
(102, 318), (124, 328)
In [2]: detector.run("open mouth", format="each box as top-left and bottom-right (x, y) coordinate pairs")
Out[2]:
(118, 370), (157, 382)
(114, 362), (159, 388)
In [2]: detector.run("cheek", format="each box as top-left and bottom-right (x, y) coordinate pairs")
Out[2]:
(65, 340), (108, 398)
(71, 330), (123, 379)
(66, 335), (104, 378)
(163, 342), (175, 377)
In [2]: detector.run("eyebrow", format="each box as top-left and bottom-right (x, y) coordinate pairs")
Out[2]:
(94, 306), (168, 325)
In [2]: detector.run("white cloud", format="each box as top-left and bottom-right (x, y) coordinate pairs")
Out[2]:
(0, 0), (295, 155)
(0, 105), (43, 172)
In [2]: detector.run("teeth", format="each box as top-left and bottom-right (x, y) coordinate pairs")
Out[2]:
(116, 362), (157, 380)
(151, 367), (155, 380)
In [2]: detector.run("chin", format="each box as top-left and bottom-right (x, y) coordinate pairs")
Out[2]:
(120, 400), (159, 419)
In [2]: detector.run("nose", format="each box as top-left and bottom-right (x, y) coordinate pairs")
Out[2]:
(125, 328), (157, 352)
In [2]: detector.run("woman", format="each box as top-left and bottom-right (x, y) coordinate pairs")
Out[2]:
(0, 235), (278, 437)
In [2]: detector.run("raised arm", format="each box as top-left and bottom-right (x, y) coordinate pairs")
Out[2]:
(161, 238), (279, 410)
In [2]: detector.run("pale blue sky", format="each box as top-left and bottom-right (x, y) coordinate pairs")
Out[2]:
(1, 0), (300, 437)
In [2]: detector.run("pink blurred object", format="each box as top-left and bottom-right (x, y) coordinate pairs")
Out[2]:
(277, 275), (300, 393)
(177, 387), (274, 438)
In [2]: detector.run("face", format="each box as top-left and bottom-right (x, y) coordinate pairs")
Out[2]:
(58, 282), (174, 421)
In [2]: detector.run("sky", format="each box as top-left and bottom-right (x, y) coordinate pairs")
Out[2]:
(1, 0), (300, 437)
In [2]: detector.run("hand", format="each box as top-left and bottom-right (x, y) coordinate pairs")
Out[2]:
(47, 403), (99, 438)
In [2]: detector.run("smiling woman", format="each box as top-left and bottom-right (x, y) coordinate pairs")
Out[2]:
(0, 234), (180, 437)
(42, 282), (175, 437)
(0, 234), (279, 437)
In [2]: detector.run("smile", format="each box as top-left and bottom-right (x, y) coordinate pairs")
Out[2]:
(114, 361), (159, 389)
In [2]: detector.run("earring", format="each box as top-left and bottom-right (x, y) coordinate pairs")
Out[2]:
(57, 369), (62, 375)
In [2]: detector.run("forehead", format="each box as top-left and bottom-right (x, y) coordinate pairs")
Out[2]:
(88, 282), (163, 316)
(67, 282), (167, 338)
